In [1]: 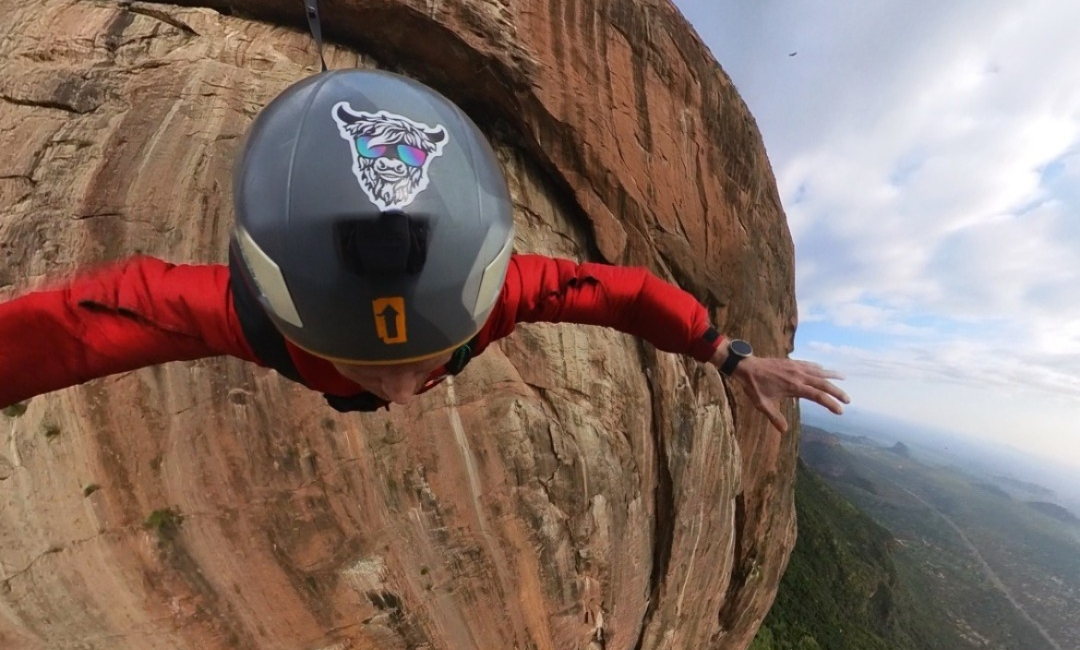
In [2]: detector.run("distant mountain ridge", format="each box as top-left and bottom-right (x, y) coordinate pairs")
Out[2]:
(1026, 501), (1079, 524)
(996, 475), (1056, 497)
(799, 426), (879, 494)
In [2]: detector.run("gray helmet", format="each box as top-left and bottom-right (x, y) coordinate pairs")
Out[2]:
(230, 69), (514, 364)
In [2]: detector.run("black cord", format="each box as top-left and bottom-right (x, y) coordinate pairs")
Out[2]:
(304, 0), (328, 71)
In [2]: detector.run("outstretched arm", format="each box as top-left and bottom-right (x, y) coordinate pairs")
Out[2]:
(490, 254), (849, 431)
(0, 257), (257, 408)
(489, 254), (719, 360)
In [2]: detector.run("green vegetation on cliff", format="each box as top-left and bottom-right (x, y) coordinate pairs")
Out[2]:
(750, 462), (964, 650)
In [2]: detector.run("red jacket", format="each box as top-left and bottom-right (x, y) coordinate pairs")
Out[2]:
(0, 254), (721, 408)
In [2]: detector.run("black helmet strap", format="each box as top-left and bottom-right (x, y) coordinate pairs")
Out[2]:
(304, 0), (328, 71)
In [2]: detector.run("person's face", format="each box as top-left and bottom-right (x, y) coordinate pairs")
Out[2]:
(331, 352), (453, 404)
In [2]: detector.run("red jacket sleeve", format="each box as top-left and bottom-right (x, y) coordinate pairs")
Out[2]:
(0, 256), (256, 408)
(480, 254), (721, 361)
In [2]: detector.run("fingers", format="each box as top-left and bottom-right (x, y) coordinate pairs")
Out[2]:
(794, 359), (845, 381)
(807, 391), (846, 415)
(741, 372), (790, 434)
(757, 398), (788, 434)
(805, 376), (851, 410)
(789, 361), (850, 412)
(793, 381), (847, 414)
(728, 356), (850, 427)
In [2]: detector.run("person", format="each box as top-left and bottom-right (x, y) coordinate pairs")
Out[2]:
(0, 69), (848, 433)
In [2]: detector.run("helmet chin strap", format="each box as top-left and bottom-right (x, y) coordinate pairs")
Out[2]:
(304, 0), (328, 71)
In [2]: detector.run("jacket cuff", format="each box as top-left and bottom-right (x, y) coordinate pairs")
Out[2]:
(689, 326), (723, 363)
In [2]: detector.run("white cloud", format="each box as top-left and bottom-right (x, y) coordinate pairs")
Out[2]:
(745, 0), (1080, 346)
(926, 202), (1080, 320)
(806, 339), (1080, 399)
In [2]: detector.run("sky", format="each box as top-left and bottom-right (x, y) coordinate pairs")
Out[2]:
(671, 0), (1080, 469)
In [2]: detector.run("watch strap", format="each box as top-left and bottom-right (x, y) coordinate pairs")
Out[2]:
(719, 339), (752, 377)
(719, 350), (742, 377)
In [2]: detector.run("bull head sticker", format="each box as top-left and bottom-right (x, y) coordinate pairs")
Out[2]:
(332, 102), (448, 211)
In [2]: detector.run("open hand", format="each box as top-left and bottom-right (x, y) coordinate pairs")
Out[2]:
(711, 353), (850, 434)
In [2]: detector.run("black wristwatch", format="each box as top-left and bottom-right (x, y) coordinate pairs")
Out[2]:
(719, 339), (753, 377)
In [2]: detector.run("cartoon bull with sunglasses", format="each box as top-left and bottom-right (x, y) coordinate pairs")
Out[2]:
(333, 102), (448, 211)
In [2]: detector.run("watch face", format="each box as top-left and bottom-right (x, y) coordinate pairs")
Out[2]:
(730, 339), (753, 357)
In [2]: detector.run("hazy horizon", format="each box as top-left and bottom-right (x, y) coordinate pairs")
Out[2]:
(801, 405), (1080, 510)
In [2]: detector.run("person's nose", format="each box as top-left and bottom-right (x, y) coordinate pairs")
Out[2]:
(377, 370), (427, 404)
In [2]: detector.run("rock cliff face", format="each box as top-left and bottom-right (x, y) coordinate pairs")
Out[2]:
(0, 1), (798, 649)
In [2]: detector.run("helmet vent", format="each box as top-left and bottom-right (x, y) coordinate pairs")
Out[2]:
(337, 211), (429, 275)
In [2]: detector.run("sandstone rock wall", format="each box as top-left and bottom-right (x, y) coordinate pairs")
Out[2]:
(0, 1), (798, 649)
